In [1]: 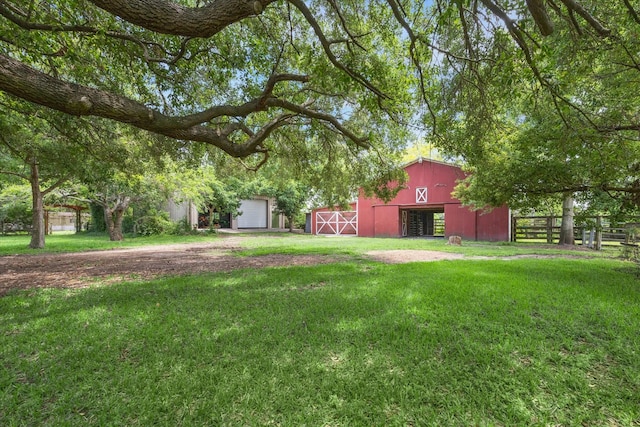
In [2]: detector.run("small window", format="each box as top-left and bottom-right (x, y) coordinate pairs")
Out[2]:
(416, 187), (428, 203)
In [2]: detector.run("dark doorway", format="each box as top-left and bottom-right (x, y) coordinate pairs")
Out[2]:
(198, 207), (231, 229)
(405, 210), (444, 237)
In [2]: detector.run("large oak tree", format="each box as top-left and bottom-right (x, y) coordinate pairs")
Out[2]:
(429, 0), (640, 233)
(0, 0), (417, 189)
(0, 1), (639, 212)
(0, 101), (89, 248)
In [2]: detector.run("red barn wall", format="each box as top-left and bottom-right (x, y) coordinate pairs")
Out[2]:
(389, 160), (465, 205)
(373, 205), (400, 237)
(357, 160), (464, 238)
(476, 207), (511, 241)
(312, 160), (510, 241)
(444, 205), (477, 240)
(443, 205), (510, 241)
(357, 198), (375, 237)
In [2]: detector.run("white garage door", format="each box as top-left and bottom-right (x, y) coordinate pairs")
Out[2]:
(237, 199), (268, 228)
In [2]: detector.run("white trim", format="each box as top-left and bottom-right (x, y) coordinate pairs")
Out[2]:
(402, 157), (464, 169)
(315, 211), (357, 235)
(401, 210), (408, 236)
(416, 187), (428, 204)
(355, 200), (359, 236)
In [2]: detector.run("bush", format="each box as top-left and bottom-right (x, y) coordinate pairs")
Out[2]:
(621, 224), (640, 263)
(294, 212), (307, 230)
(134, 209), (173, 236)
(167, 218), (200, 236)
(0, 185), (32, 233)
(122, 214), (135, 234)
(89, 204), (107, 232)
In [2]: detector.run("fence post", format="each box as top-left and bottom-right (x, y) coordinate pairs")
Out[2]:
(546, 216), (553, 243)
(595, 216), (602, 251)
(511, 216), (517, 242)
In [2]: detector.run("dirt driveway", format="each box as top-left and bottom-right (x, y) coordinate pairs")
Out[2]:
(0, 237), (576, 295)
(0, 237), (352, 295)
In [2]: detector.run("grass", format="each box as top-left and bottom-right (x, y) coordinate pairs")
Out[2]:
(233, 233), (619, 259)
(0, 232), (219, 255)
(0, 230), (620, 258)
(1, 235), (639, 425)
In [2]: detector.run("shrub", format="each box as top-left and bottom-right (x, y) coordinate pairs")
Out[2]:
(88, 204), (107, 232)
(134, 209), (173, 236)
(0, 185), (32, 233)
(168, 218), (200, 236)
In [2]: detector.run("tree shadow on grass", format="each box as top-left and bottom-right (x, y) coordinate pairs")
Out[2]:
(1, 259), (639, 425)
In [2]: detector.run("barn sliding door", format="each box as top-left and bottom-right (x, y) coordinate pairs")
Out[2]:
(315, 211), (357, 235)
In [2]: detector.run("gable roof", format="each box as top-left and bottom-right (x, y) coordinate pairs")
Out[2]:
(402, 157), (463, 170)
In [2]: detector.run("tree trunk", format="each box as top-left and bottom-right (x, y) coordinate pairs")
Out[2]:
(75, 209), (82, 233)
(288, 215), (294, 232)
(113, 207), (125, 240)
(209, 206), (215, 230)
(104, 205), (124, 241)
(558, 194), (575, 245)
(595, 216), (603, 251)
(28, 157), (45, 249)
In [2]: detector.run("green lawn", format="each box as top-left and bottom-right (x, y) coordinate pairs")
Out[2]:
(0, 231), (619, 258)
(1, 235), (638, 425)
(233, 233), (618, 258)
(0, 232), (219, 255)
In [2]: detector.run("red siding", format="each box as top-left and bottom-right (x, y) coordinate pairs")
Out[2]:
(311, 203), (356, 235)
(401, 161), (466, 205)
(476, 208), (510, 241)
(311, 160), (510, 241)
(374, 205), (399, 237)
(444, 204), (477, 240)
(357, 198), (374, 237)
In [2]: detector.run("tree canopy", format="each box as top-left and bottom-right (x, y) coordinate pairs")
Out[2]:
(1, 1), (639, 210)
(0, 0), (415, 180)
(431, 0), (640, 211)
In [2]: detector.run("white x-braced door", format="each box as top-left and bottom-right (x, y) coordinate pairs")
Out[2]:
(315, 211), (357, 235)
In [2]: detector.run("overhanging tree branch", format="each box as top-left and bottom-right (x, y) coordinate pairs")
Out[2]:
(480, 0), (602, 132)
(623, 0), (640, 25)
(42, 175), (70, 196)
(0, 1), (196, 64)
(527, 183), (640, 195)
(0, 54), (367, 157)
(286, 0), (390, 100)
(88, 0), (274, 38)
(0, 170), (28, 180)
(265, 98), (370, 148)
(526, 0), (554, 35)
(558, 0), (611, 36)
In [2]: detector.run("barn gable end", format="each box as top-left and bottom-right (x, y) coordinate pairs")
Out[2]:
(312, 159), (510, 241)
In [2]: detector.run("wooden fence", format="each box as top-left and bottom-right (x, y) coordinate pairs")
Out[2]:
(511, 216), (636, 247)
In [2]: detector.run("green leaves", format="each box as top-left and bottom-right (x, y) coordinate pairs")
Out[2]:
(2, 0), (640, 217)
(430, 0), (640, 215)
(0, 184), (31, 228)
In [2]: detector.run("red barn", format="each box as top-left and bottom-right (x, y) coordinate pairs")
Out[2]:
(311, 159), (510, 241)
